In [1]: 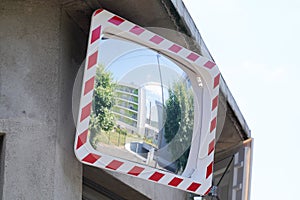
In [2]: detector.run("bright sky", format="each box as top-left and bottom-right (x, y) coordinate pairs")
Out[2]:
(183, 0), (300, 199)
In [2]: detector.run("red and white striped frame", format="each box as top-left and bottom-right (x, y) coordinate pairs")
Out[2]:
(74, 9), (220, 195)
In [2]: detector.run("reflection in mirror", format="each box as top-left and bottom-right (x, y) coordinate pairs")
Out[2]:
(88, 37), (198, 174)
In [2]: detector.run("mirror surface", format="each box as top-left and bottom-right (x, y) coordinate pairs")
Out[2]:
(89, 37), (198, 174)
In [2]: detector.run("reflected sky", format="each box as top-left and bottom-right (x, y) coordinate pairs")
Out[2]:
(92, 37), (195, 173)
(100, 38), (189, 124)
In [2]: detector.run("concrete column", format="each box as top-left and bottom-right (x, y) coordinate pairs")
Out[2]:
(0, 1), (86, 199)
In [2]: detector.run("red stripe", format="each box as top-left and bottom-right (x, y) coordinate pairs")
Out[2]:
(80, 102), (92, 122)
(187, 182), (201, 192)
(76, 129), (88, 149)
(148, 172), (165, 182)
(128, 166), (145, 176)
(204, 187), (212, 195)
(206, 162), (213, 178)
(87, 51), (98, 69)
(106, 160), (124, 170)
(168, 177), (183, 187)
(84, 76), (95, 95)
(204, 61), (216, 69)
(168, 44), (182, 53)
(208, 139), (215, 156)
(210, 117), (217, 133)
(76, 138), (84, 150)
(212, 95), (219, 111)
(149, 35), (164, 44)
(187, 53), (199, 62)
(94, 9), (103, 16)
(108, 16), (125, 26)
(214, 73), (221, 88)
(129, 25), (145, 35)
(82, 153), (101, 164)
(91, 26), (101, 44)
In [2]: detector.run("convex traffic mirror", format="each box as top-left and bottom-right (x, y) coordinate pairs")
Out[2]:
(74, 9), (220, 195)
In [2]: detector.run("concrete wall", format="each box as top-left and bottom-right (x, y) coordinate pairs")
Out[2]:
(0, 1), (86, 199)
(0, 1), (188, 199)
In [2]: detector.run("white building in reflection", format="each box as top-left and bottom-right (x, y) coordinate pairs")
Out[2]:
(112, 83), (140, 134)
(112, 83), (165, 147)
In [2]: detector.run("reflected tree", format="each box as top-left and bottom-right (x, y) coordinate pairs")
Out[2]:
(164, 81), (194, 173)
(89, 65), (116, 148)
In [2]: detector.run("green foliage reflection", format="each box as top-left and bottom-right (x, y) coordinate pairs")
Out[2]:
(164, 81), (194, 173)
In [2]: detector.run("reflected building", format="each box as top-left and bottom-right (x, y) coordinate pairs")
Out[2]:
(112, 84), (140, 134)
(144, 100), (164, 147)
(112, 83), (165, 148)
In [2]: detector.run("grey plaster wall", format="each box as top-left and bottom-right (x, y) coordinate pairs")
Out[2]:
(0, 1), (86, 199)
(0, 1), (213, 200)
